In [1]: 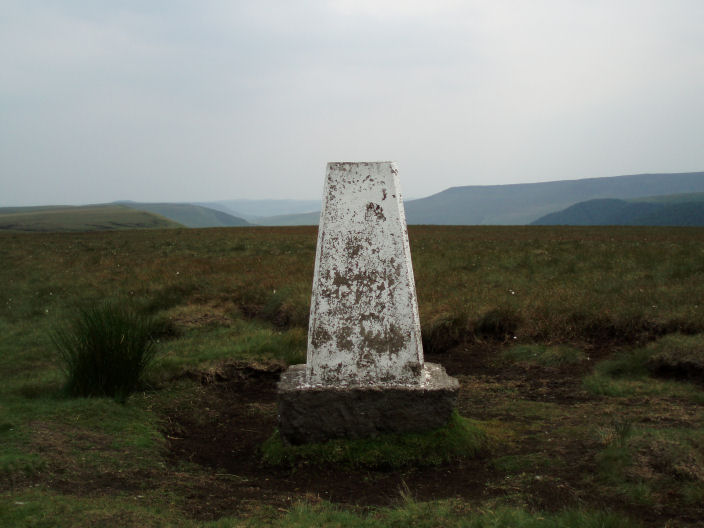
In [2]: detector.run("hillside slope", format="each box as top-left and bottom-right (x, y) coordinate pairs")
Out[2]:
(197, 199), (320, 223)
(121, 202), (250, 228)
(533, 195), (704, 226)
(0, 204), (182, 232)
(405, 171), (704, 225)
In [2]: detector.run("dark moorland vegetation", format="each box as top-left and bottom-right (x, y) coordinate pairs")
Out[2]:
(533, 195), (704, 226)
(1, 226), (703, 526)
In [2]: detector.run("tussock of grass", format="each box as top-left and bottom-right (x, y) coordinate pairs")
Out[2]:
(590, 349), (652, 379)
(51, 302), (160, 401)
(645, 333), (704, 382)
(421, 310), (469, 353)
(260, 284), (311, 328)
(474, 306), (522, 340)
(0, 452), (47, 480)
(261, 412), (489, 469)
(566, 311), (654, 344)
(583, 344), (704, 402)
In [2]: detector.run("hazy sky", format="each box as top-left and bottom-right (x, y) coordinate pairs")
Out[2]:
(2, 1), (703, 206)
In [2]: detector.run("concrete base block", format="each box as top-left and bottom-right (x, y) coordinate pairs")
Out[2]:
(276, 363), (459, 445)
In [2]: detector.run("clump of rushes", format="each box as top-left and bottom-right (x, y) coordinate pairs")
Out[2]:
(52, 302), (159, 401)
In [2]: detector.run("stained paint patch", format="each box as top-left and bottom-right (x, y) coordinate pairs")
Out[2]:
(306, 162), (424, 386)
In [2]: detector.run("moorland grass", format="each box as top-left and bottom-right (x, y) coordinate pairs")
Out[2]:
(1, 226), (703, 526)
(261, 411), (489, 469)
(3, 226), (704, 346)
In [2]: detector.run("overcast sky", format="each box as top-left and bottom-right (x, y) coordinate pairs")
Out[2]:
(2, 1), (703, 206)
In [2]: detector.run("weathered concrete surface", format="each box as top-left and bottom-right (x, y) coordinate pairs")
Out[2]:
(278, 363), (459, 445)
(276, 162), (458, 444)
(306, 162), (424, 386)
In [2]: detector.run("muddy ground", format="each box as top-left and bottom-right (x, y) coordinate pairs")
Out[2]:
(161, 343), (704, 526)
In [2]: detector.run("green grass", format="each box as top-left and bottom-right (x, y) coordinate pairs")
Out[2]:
(583, 374), (704, 402)
(232, 501), (641, 528)
(261, 412), (489, 469)
(582, 344), (704, 402)
(0, 493), (641, 528)
(0, 393), (166, 486)
(0, 489), (189, 528)
(153, 321), (306, 379)
(594, 422), (704, 507)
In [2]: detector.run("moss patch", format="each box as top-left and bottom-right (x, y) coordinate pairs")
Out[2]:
(261, 411), (489, 469)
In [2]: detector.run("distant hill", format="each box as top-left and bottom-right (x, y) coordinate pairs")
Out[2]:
(532, 193), (704, 226)
(254, 211), (320, 226)
(120, 202), (250, 228)
(632, 192), (704, 204)
(0, 204), (182, 232)
(252, 171), (704, 226)
(197, 199), (320, 223)
(404, 172), (704, 225)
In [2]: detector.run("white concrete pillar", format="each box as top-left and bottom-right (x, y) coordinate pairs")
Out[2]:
(306, 162), (424, 386)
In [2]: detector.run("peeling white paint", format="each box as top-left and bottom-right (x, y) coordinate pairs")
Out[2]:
(306, 162), (424, 386)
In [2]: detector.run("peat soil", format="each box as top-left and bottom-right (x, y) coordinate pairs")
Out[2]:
(165, 359), (492, 519)
(163, 343), (703, 526)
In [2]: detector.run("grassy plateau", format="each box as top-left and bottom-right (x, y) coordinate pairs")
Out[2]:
(1, 225), (703, 527)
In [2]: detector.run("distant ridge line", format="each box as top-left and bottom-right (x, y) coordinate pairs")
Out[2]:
(443, 171), (704, 191)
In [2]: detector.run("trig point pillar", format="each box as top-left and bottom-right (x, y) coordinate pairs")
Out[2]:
(277, 162), (458, 445)
(308, 161), (423, 385)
